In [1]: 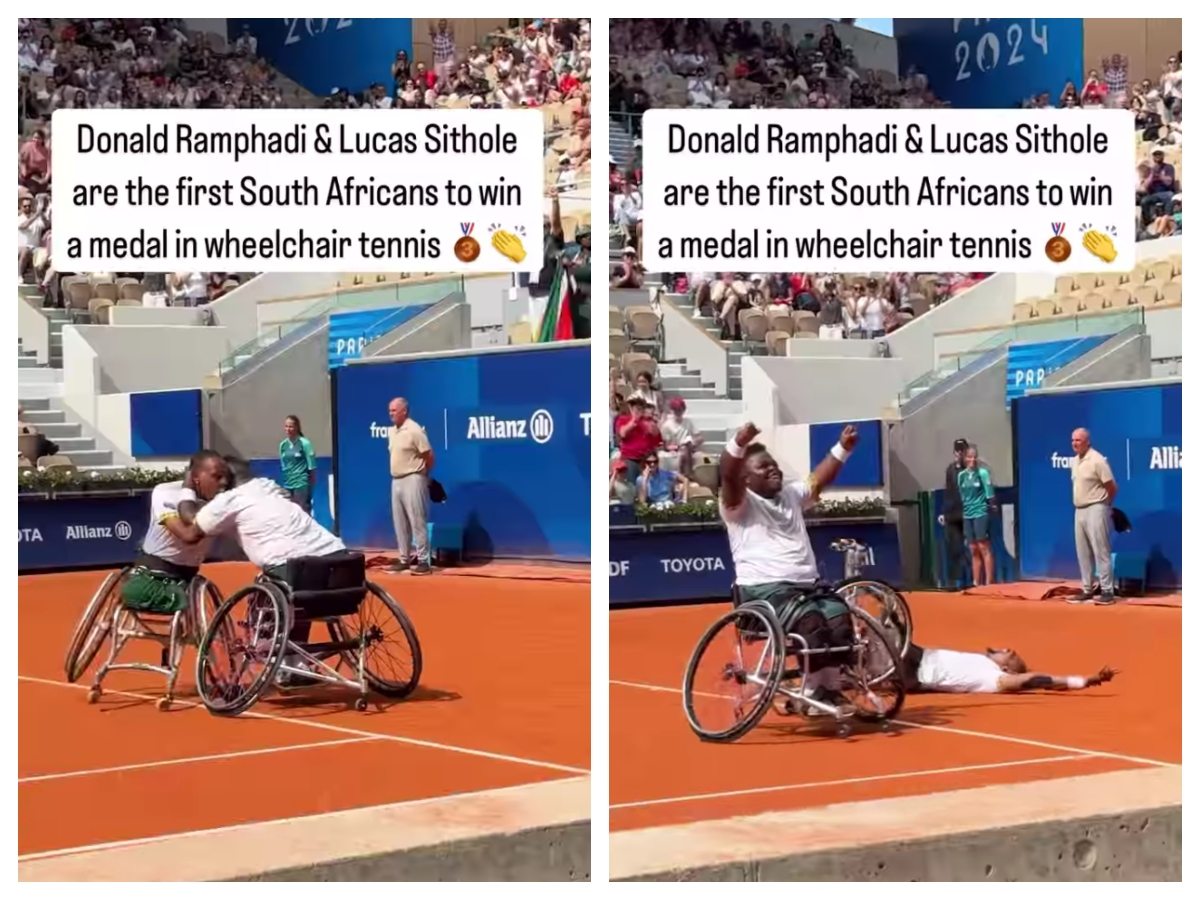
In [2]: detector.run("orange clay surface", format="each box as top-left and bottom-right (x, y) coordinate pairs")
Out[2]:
(19, 562), (589, 859)
(610, 591), (1180, 832)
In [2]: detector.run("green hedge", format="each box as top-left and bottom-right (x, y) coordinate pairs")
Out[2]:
(635, 496), (887, 526)
(17, 466), (185, 495)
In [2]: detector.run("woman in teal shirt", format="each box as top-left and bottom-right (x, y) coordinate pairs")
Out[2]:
(279, 415), (317, 514)
(957, 445), (995, 586)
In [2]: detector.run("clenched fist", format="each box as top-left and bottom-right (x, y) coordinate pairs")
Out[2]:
(734, 422), (760, 448)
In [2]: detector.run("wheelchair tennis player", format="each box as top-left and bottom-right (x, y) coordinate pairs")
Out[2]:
(162, 455), (349, 680)
(902, 644), (1118, 694)
(720, 421), (859, 714)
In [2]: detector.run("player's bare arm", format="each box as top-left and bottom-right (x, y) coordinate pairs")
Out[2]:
(808, 425), (858, 500)
(719, 422), (759, 510)
(998, 666), (1118, 693)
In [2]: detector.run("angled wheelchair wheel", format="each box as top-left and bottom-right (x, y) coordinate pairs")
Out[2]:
(842, 606), (906, 723)
(65, 567), (130, 683)
(834, 577), (913, 657)
(195, 582), (289, 716)
(187, 576), (224, 645)
(683, 604), (785, 742)
(330, 582), (423, 698)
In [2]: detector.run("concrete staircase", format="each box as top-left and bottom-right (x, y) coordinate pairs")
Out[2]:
(18, 397), (121, 471)
(610, 117), (635, 169)
(18, 284), (67, 368)
(657, 290), (748, 400)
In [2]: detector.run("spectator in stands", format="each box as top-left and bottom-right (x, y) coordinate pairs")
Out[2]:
(1059, 80), (1080, 108)
(612, 247), (644, 289)
(610, 458), (637, 505)
(818, 287), (847, 339)
(615, 397), (661, 480)
(429, 20), (456, 90)
(1080, 69), (1107, 107)
(1102, 54), (1129, 107)
(637, 452), (688, 505)
(856, 278), (892, 339)
(18, 403), (59, 462)
(391, 49), (412, 90)
(1139, 148), (1179, 224)
(1161, 54), (1182, 120)
(18, 194), (47, 283)
(660, 397), (701, 478)
(629, 370), (664, 416)
(19, 128), (50, 195)
(612, 180), (642, 254)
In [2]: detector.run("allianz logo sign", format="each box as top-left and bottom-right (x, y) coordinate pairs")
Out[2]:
(17, 521), (133, 542)
(1149, 445), (1182, 469)
(468, 409), (555, 445)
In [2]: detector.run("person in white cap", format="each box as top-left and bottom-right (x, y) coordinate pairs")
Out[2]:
(611, 246), (643, 289)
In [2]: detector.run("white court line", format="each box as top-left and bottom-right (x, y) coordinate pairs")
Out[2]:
(18, 775), (588, 863)
(20, 674), (588, 776)
(19, 736), (380, 784)
(611, 754), (1086, 810)
(611, 677), (1179, 769)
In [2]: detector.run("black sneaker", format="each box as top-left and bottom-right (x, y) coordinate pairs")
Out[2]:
(1066, 589), (1095, 605)
(411, 562), (432, 576)
(387, 560), (410, 573)
(1094, 592), (1118, 606)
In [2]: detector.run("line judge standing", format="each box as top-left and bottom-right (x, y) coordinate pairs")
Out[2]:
(387, 397), (433, 575)
(1068, 427), (1118, 605)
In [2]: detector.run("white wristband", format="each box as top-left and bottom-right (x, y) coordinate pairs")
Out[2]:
(725, 438), (746, 458)
(831, 443), (850, 463)
(1066, 676), (1086, 690)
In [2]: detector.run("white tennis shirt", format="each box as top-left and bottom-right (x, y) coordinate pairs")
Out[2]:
(918, 648), (1004, 693)
(141, 481), (209, 567)
(720, 481), (820, 586)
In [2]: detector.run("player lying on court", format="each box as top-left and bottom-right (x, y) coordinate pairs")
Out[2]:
(720, 421), (859, 714)
(163, 454), (349, 680)
(902, 643), (1118, 694)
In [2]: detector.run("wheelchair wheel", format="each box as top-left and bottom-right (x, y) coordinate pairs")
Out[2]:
(187, 576), (224, 645)
(834, 578), (912, 657)
(842, 606), (906, 722)
(195, 583), (289, 716)
(683, 604), (785, 742)
(330, 582), (423, 698)
(64, 567), (129, 683)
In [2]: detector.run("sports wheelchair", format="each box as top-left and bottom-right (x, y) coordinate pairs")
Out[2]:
(682, 580), (907, 743)
(828, 538), (913, 658)
(64, 566), (224, 711)
(194, 551), (422, 716)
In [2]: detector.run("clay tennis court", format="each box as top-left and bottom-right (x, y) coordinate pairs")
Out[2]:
(610, 591), (1181, 879)
(19, 562), (590, 881)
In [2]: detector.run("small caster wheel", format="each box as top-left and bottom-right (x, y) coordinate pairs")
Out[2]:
(355, 697), (369, 712)
(880, 720), (891, 732)
(157, 697), (172, 711)
(86, 687), (101, 704)
(837, 723), (851, 738)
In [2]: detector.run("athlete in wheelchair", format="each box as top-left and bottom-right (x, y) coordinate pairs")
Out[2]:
(64, 451), (228, 710)
(682, 423), (906, 742)
(162, 456), (422, 716)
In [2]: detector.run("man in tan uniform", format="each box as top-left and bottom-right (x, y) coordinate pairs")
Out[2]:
(387, 397), (434, 575)
(1067, 427), (1118, 605)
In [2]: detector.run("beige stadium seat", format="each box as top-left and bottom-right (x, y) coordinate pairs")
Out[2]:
(691, 462), (719, 491)
(120, 282), (147, 302)
(609, 306), (623, 331)
(91, 282), (118, 302)
(1105, 287), (1131, 308)
(37, 454), (75, 472)
(18, 433), (40, 465)
(609, 331), (630, 357)
(1053, 275), (1077, 295)
(792, 331), (818, 340)
(738, 308), (769, 346)
(793, 311), (820, 336)
(1168, 255), (1183, 276)
(116, 298), (142, 307)
(621, 352), (657, 384)
(1132, 284), (1159, 306)
(88, 298), (114, 324)
(908, 293), (932, 317)
(18, 456), (33, 470)
(507, 322), (533, 345)
(1149, 260), (1174, 282)
(65, 282), (93, 322)
(687, 484), (714, 500)
(1130, 263), (1151, 284)
(1160, 280), (1182, 304)
(1012, 301), (1034, 321)
(766, 307), (795, 335)
(1034, 298), (1059, 318)
(1079, 292), (1106, 313)
(765, 330), (790, 356)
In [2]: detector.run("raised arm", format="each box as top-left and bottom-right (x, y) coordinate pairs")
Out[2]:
(719, 422), (760, 511)
(808, 425), (858, 500)
(998, 666), (1117, 693)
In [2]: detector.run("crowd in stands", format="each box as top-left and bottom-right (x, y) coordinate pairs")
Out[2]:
(1029, 51), (1184, 242)
(609, 383), (710, 507)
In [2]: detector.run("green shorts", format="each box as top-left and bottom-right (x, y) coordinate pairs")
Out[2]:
(736, 581), (850, 626)
(120, 568), (189, 614)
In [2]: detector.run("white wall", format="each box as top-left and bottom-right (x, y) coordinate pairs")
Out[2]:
(18, 297), (50, 364)
(208, 272), (340, 349)
(109, 306), (207, 326)
(662, 301), (728, 395)
(786, 337), (881, 358)
(95, 393), (132, 457)
(745, 356), (907, 428)
(64, 325), (235, 394)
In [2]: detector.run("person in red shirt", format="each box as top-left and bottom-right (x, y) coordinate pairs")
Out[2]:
(558, 65), (581, 97)
(19, 129), (51, 195)
(614, 397), (661, 480)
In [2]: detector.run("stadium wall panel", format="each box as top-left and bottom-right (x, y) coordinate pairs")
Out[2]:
(362, 295), (471, 360)
(333, 342), (589, 561)
(1084, 19), (1182, 85)
(1013, 380), (1181, 589)
(1043, 329), (1152, 389)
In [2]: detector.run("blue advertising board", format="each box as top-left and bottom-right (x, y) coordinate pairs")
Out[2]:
(333, 344), (590, 561)
(809, 420), (883, 487)
(328, 304), (431, 369)
(228, 18), (413, 96)
(895, 19), (1083, 109)
(609, 520), (902, 607)
(19, 494), (148, 571)
(1005, 336), (1105, 408)
(1013, 382), (1181, 589)
(130, 389), (203, 458)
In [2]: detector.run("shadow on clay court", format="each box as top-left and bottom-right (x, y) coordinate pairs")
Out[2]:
(82, 683), (461, 717)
